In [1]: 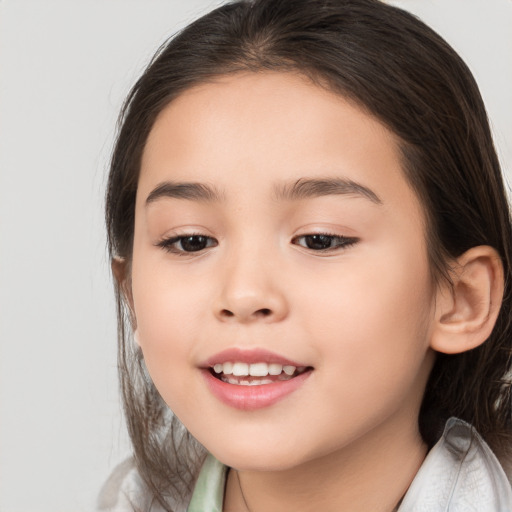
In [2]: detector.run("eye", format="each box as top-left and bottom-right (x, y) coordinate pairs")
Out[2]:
(156, 234), (218, 255)
(292, 233), (358, 252)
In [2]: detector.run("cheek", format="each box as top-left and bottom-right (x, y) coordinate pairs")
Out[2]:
(289, 263), (435, 452)
(298, 247), (434, 385)
(131, 236), (214, 338)
(130, 260), (210, 403)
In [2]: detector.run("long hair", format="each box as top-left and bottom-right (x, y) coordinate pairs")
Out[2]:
(105, 0), (512, 508)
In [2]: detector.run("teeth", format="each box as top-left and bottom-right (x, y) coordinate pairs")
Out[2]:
(249, 363), (269, 376)
(212, 362), (300, 377)
(283, 365), (295, 376)
(232, 362), (249, 376)
(268, 363), (283, 375)
(224, 377), (274, 386)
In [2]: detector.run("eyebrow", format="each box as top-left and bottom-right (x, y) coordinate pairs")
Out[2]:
(145, 181), (224, 205)
(273, 177), (382, 204)
(145, 177), (382, 206)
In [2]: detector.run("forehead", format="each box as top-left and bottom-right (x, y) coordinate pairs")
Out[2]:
(139, 71), (423, 224)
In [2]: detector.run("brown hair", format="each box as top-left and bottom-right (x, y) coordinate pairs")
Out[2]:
(106, 0), (512, 508)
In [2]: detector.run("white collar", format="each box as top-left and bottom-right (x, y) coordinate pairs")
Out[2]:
(398, 417), (512, 511)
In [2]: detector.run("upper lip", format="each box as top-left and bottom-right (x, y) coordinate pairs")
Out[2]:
(200, 348), (309, 368)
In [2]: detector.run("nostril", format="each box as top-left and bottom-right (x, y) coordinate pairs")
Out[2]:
(217, 307), (274, 321)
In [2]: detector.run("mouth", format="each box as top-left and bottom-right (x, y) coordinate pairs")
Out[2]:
(209, 362), (311, 386)
(200, 349), (314, 410)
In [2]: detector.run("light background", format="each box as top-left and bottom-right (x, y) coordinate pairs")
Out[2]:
(0, 1), (510, 510)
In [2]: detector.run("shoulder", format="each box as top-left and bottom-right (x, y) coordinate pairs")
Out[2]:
(96, 457), (188, 512)
(399, 418), (512, 511)
(96, 457), (153, 511)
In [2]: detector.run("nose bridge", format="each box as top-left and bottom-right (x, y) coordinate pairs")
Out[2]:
(215, 234), (288, 323)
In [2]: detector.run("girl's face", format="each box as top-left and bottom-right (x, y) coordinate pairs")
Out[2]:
(131, 72), (438, 470)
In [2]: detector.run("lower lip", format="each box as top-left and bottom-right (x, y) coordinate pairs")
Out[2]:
(201, 369), (312, 411)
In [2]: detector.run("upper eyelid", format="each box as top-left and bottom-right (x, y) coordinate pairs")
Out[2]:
(156, 231), (215, 243)
(292, 231), (340, 239)
(157, 233), (217, 244)
(291, 231), (357, 241)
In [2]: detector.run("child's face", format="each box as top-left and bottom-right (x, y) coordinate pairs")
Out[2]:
(131, 72), (438, 470)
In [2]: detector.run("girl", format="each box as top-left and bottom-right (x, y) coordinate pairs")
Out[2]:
(99, 0), (512, 510)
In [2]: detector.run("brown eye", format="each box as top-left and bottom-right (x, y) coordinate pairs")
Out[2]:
(303, 234), (335, 250)
(180, 235), (210, 252)
(292, 234), (358, 252)
(157, 234), (218, 254)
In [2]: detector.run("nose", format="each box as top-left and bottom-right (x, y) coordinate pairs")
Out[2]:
(213, 248), (289, 324)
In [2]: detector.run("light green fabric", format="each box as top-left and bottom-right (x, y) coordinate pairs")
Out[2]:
(187, 454), (228, 512)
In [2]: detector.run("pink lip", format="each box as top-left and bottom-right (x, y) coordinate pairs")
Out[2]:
(199, 348), (313, 411)
(200, 348), (307, 367)
(201, 368), (312, 410)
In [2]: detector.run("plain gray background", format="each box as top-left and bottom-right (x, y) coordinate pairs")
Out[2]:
(0, 1), (511, 510)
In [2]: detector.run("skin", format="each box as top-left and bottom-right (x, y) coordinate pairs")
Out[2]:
(128, 72), (467, 511)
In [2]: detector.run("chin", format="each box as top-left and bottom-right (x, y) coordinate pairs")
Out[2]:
(203, 434), (313, 472)
(217, 451), (303, 472)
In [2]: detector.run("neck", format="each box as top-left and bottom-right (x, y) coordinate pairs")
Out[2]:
(223, 413), (427, 512)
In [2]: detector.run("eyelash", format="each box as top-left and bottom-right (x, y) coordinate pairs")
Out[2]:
(156, 232), (359, 255)
(291, 233), (359, 252)
(156, 233), (218, 256)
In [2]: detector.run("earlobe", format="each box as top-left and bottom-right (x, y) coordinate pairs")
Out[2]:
(430, 246), (504, 355)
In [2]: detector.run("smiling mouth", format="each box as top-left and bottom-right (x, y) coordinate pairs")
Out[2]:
(209, 362), (312, 386)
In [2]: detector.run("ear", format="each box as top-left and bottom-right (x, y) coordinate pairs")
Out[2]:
(111, 256), (137, 329)
(430, 246), (504, 354)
